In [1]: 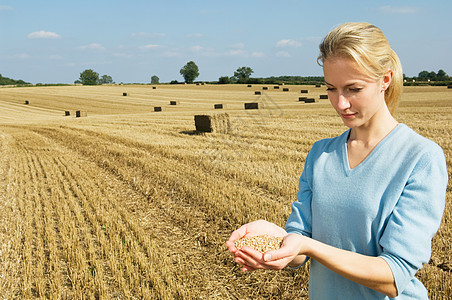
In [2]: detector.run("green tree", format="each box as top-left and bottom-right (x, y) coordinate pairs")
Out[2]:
(151, 75), (159, 84)
(179, 61), (199, 83)
(234, 66), (254, 83)
(99, 74), (113, 84)
(79, 69), (99, 85)
(437, 69), (447, 81)
(218, 76), (231, 84)
(418, 70), (429, 79)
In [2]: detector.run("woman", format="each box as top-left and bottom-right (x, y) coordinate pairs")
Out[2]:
(226, 22), (448, 299)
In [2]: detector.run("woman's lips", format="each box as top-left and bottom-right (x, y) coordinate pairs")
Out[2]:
(341, 113), (356, 119)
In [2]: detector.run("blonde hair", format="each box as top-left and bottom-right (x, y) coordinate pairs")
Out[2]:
(318, 22), (403, 113)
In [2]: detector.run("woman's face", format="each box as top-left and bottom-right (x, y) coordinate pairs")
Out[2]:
(323, 56), (390, 129)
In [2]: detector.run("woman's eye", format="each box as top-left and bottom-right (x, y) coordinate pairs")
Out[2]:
(326, 87), (335, 91)
(350, 88), (362, 92)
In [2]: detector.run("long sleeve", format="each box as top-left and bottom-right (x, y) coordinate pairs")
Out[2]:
(285, 145), (315, 237)
(379, 144), (448, 295)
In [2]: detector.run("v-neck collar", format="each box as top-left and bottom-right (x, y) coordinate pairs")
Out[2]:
(342, 124), (404, 176)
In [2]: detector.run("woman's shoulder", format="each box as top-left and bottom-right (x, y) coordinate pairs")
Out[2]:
(396, 124), (444, 155)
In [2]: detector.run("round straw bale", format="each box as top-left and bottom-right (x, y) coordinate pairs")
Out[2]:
(255, 91), (261, 95)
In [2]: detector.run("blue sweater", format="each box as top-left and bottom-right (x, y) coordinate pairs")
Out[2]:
(285, 124), (448, 299)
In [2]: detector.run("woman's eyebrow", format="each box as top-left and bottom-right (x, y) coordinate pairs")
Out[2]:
(324, 81), (363, 87)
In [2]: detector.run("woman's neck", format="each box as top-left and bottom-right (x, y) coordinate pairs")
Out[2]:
(348, 106), (398, 147)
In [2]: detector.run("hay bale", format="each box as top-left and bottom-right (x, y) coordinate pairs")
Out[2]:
(283, 88), (289, 92)
(254, 91), (261, 95)
(305, 98), (316, 103)
(448, 85), (452, 89)
(194, 113), (231, 133)
(244, 102), (259, 109)
(315, 84), (321, 88)
(247, 84), (252, 87)
(298, 97), (307, 101)
(154, 107), (162, 112)
(273, 86), (280, 89)
(263, 87), (268, 90)
(214, 104), (223, 109)
(76, 111), (87, 117)
(24, 100), (29, 105)
(123, 92), (128, 96)
(152, 86), (157, 89)
(300, 90), (308, 93)
(64, 111), (70, 116)
(170, 100), (179, 105)
(319, 94), (328, 99)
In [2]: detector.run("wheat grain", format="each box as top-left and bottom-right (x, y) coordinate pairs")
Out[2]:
(234, 235), (283, 253)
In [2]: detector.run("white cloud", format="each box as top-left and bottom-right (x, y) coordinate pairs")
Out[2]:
(49, 55), (62, 60)
(78, 43), (105, 51)
(191, 45), (204, 52)
(113, 53), (133, 58)
(229, 43), (245, 49)
(226, 49), (247, 57)
(0, 53), (30, 60)
(28, 30), (61, 39)
(276, 39), (302, 48)
(276, 51), (291, 58)
(187, 33), (203, 38)
(162, 51), (184, 58)
(251, 52), (265, 58)
(0, 5), (13, 11)
(139, 44), (161, 50)
(13, 53), (30, 59)
(131, 32), (165, 38)
(379, 5), (419, 14)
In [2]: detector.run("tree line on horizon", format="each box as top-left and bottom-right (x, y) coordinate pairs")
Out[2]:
(0, 66), (451, 86)
(71, 65), (452, 86)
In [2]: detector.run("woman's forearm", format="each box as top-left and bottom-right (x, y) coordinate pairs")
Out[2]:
(300, 235), (398, 297)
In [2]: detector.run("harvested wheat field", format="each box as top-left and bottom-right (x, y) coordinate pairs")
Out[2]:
(0, 84), (450, 299)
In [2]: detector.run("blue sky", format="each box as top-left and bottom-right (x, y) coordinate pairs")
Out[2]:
(1, 0), (451, 84)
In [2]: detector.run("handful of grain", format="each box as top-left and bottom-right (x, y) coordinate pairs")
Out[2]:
(234, 234), (283, 253)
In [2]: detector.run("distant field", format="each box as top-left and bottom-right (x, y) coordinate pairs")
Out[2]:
(0, 84), (450, 299)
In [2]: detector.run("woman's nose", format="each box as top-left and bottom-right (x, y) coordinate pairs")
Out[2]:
(336, 94), (351, 110)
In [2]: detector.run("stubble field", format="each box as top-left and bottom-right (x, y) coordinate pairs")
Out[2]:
(0, 84), (450, 299)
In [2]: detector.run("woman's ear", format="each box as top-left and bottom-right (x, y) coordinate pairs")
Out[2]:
(382, 69), (394, 92)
